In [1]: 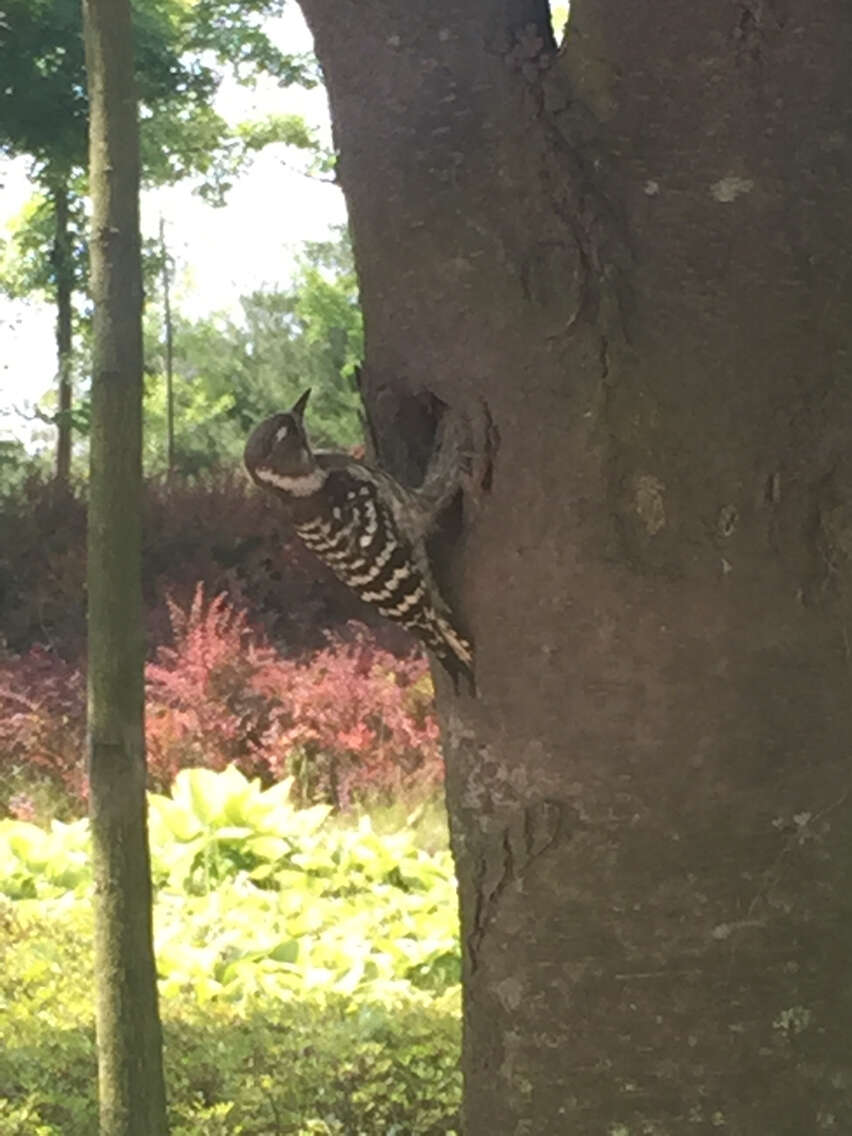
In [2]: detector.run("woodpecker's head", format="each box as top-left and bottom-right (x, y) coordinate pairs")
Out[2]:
(244, 390), (326, 496)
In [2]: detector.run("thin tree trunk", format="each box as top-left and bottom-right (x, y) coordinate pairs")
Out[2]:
(83, 0), (168, 1132)
(52, 180), (73, 485)
(158, 215), (175, 478)
(298, 1), (852, 1132)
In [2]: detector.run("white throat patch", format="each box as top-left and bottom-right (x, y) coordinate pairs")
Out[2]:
(254, 467), (327, 496)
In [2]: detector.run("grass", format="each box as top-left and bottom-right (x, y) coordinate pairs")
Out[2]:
(0, 769), (462, 1134)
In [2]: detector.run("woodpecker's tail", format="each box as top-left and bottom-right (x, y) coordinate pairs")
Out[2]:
(426, 615), (475, 693)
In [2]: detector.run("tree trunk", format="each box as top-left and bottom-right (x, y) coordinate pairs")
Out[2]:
(83, 1), (168, 1132)
(52, 179), (73, 485)
(298, 1), (852, 1132)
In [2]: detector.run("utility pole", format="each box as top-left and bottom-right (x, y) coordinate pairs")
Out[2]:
(158, 215), (175, 478)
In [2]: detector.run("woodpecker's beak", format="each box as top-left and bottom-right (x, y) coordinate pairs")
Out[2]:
(290, 389), (311, 423)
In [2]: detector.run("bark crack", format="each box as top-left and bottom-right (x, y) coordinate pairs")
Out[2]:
(467, 799), (563, 971)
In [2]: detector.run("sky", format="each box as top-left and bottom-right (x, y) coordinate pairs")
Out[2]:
(0, 7), (346, 447)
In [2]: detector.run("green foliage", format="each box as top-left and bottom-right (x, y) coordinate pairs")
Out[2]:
(184, 0), (317, 87)
(163, 999), (461, 1136)
(0, 0), (313, 177)
(149, 768), (458, 1004)
(143, 228), (363, 474)
(0, 0), (321, 466)
(294, 235), (364, 382)
(0, 186), (88, 299)
(0, 904), (98, 1135)
(0, 766), (460, 1003)
(0, 816), (89, 900)
(0, 0), (89, 171)
(0, 439), (40, 497)
(0, 0), (215, 181)
(235, 112), (316, 154)
(0, 767), (461, 1133)
(0, 903), (460, 1134)
(142, 362), (241, 476)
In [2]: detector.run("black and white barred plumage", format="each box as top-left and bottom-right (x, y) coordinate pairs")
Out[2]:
(244, 389), (473, 685)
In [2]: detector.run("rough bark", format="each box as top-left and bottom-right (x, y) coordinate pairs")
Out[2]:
(298, 1), (852, 1132)
(83, 0), (168, 1132)
(52, 179), (73, 485)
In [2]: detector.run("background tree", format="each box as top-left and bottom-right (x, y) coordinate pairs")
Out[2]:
(157, 216), (175, 477)
(141, 227), (363, 476)
(0, 0), (315, 483)
(83, 0), (167, 1129)
(0, 176), (90, 477)
(296, 0), (852, 1132)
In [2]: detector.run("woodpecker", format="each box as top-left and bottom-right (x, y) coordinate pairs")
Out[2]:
(244, 389), (473, 686)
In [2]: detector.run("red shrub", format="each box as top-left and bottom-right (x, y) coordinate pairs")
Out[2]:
(144, 585), (280, 787)
(0, 585), (442, 815)
(7, 792), (38, 821)
(145, 585), (442, 805)
(0, 646), (87, 806)
(254, 634), (442, 808)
